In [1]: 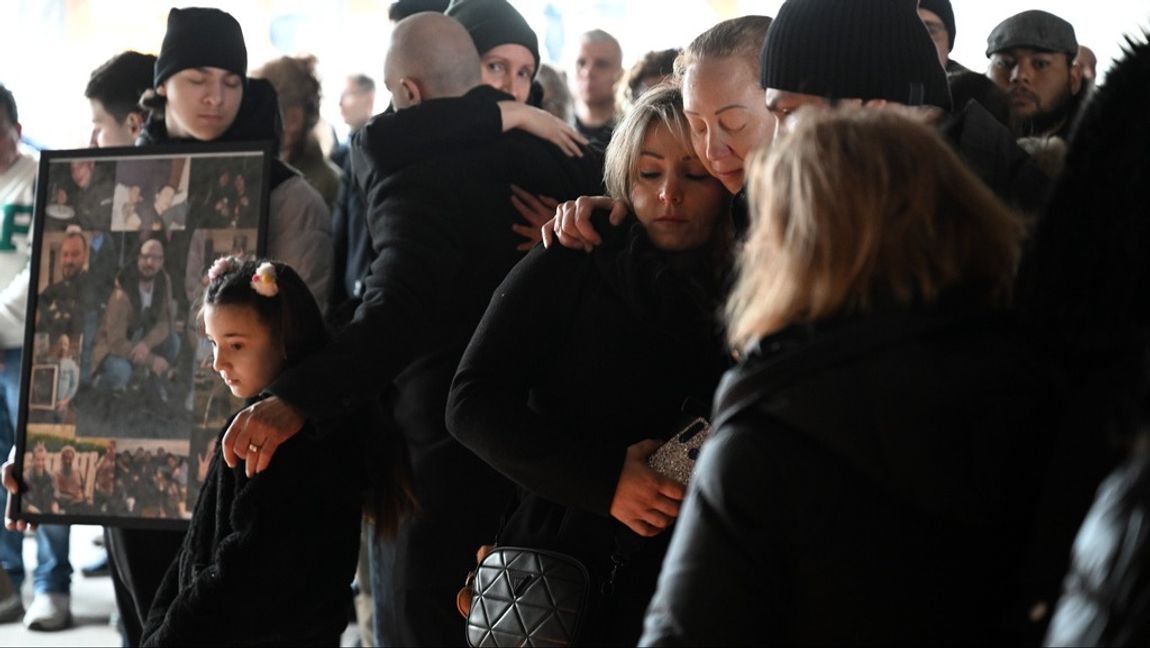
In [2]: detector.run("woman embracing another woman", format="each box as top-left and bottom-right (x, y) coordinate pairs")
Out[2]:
(447, 84), (733, 644)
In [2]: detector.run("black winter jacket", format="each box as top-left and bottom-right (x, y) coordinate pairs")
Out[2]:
(267, 84), (603, 645)
(448, 215), (730, 644)
(941, 99), (1051, 214)
(140, 415), (363, 646)
(641, 304), (1062, 646)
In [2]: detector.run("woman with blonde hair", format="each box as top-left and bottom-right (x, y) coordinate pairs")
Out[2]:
(641, 108), (1061, 644)
(542, 15), (773, 248)
(447, 84), (732, 644)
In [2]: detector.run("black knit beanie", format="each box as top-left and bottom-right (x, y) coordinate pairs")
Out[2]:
(446, 0), (540, 78)
(918, 0), (956, 51)
(760, 0), (951, 111)
(154, 7), (248, 87)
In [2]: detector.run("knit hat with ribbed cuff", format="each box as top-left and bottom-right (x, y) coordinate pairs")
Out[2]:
(760, 0), (951, 111)
(918, 0), (956, 52)
(446, 0), (540, 78)
(154, 7), (248, 87)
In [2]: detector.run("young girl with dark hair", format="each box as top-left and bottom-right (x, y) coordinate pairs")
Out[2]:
(140, 258), (411, 646)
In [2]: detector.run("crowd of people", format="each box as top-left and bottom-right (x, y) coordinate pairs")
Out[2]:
(19, 440), (191, 520)
(0, 0), (1146, 645)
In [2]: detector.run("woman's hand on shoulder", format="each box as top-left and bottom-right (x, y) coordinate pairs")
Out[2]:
(541, 196), (628, 252)
(222, 396), (305, 478)
(498, 101), (587, 158)
(610, 439), (685, 537)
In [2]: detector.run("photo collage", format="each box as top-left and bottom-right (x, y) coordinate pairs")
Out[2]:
(20, 147), (267, 526)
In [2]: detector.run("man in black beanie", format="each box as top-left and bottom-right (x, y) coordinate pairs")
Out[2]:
(153, 7), (247, 91)
(761, 0), (1049, 213)
(918, 0), (969, 73)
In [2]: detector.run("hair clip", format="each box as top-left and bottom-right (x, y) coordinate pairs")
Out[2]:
(251, 262), (279, 297)
(208, 256), (240, 283)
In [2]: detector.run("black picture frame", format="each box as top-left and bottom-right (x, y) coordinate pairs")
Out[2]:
(11, 141), (272, 530)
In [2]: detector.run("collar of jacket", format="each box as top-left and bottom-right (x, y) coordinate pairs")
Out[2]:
(714, 298), (1012, 428)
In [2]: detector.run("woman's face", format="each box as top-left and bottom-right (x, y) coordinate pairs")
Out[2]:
(203, 303), (284, 400)
(480, 44), (535, 103)
(630, 123), (728, 252)
(682, 56), (776, 194)
(160, 67), (243, 141)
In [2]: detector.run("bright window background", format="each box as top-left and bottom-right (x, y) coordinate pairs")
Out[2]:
(2, 1), (1148, 149)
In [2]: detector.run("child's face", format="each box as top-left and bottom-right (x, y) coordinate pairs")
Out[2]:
(203, 303), (285, 399)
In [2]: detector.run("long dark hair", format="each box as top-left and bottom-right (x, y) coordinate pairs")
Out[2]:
(202, 258), (327, 368)
(201, 257), (415, 536)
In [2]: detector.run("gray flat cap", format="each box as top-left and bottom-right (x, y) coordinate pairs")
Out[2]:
(986, 10), (1077, 57)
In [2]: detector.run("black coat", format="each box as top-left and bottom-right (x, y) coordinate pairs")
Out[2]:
(267, 84), (603, 645)
(641, 304), (1063, 646)
(941, 99), (1052, 214)
(448, 216), (730, 644)
(140, 417), (363, 647)
(328, 132), (370, 327)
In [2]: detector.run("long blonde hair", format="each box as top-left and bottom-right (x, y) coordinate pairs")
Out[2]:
(726, 108), (1024, 348)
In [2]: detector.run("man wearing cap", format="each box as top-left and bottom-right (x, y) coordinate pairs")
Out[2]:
(918, 0), (969, 73)
(986, 10), (1086, 140)
(760, 0), (1049, 213)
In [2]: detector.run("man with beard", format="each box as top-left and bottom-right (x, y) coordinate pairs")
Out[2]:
(39, 231), (90, 340)
(39, 229), (112, 384)
(91, 238), (178, 398)
(986, 10), (1085, 140)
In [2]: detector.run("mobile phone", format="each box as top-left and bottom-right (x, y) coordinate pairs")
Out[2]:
(647, 417), (711, 485)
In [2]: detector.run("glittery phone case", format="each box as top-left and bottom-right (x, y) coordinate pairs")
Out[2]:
(647, 417), (711, 485)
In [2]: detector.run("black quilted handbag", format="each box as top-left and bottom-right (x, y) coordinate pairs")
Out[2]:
(464, 546), (591, 647)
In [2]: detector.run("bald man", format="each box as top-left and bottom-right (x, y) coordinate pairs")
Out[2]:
(384, 13), (486, 107)
(572, 29), (623, 144)
(239, 12), (603, 645)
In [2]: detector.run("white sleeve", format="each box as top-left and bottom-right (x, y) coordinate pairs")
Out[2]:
(0, 262), (29, 349)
